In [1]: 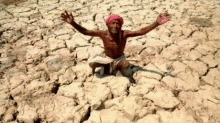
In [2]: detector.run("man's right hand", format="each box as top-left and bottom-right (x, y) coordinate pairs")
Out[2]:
(61, 10), (104, 37)
(61, 10), (74, 24)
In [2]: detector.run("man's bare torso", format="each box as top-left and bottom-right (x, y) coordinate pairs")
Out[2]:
(100, 30), (127, 59)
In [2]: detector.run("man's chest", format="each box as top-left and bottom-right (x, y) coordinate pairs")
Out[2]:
(102, 33), (126, 49)
(104, 38), (125, 49)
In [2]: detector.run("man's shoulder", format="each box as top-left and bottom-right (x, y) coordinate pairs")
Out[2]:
(123, 30), (131, 37)
(123, 30), (132, 34)
(97, 30), (108, 35)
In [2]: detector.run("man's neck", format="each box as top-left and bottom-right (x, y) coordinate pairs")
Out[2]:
(108, 30), (121, 39)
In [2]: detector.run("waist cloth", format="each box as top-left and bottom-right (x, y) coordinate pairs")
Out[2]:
(87, 52), (125, 74)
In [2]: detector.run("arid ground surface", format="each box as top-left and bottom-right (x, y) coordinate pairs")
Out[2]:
(0, 0), (220, 123)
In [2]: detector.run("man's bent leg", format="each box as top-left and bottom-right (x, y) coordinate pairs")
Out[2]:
(117, 60), (130, 70)
(116, 60), (131, 76)
(116, 60), (134, 82)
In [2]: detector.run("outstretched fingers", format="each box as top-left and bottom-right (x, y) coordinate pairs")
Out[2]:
(65, 10), (69, 16)
(61, 10), (69, 19)
(162, 12), (171, 21)
(61, 13), (65, 18)
(69, 11), (73, 16)
(166, 14), (171, 21)
(61, 14), (67, 22)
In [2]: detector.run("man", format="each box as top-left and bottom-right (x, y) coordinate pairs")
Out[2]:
(61, 10), (171, 76)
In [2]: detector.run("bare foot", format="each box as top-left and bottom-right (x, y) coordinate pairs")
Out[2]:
(100, 66), (105, 76)
(116, 70), (123, 77)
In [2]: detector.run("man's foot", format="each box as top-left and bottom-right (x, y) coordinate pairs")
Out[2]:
(100, 66), (105, 76)
(90, 62), (109, 75)
(116, 70), (123, 77)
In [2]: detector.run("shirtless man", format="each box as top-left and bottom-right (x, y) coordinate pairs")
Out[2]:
(61, 11), (171, 76)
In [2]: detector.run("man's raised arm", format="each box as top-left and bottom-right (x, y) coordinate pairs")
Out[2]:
(61, 10), (103, 37)
(124, 12), (171, 38)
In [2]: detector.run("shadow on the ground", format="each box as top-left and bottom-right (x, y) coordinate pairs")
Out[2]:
(133, 65), (175, 77)
(94, 63), (175, 84)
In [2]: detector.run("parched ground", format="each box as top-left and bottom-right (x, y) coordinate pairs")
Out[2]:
(0, 0), (220, 123)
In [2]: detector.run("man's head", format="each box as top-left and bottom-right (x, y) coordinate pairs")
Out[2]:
(105, 14), (123, 34)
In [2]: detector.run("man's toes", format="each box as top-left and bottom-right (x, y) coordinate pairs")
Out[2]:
(116, 70), (123, 77)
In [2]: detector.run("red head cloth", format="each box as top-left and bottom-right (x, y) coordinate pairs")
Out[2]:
(105, 14), (123, 25)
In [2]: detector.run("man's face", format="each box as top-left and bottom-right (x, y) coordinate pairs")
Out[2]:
(107, 19), (122, 34)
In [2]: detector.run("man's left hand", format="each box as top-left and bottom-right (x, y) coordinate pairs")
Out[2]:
(156, 12), (171, 25)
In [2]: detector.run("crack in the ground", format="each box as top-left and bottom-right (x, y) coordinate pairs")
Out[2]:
(189, 43), (199, 51)
(51, 82), (60, 94)
(3, 9), (14, 17)
(165, 105), (177, 112)
(199, 64), (218, 85)
(126, 85), (130, 96)
(80, 106), (91, 123)
(201, 67), (210, 77)
(172, 90), (181, 97)
(0, 112), (4, 121)
(92, 13), (97, 22)
(5, 94), (18, 122)
(111, 92), (114, 99)
(138, 47), (146, 55)
(187, 30), (196, 38)
(155, 103), (179, 113)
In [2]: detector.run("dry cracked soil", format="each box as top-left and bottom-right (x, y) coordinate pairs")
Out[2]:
(0, 0), (220, 123)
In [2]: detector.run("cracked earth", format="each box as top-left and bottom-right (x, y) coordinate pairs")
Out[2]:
(0, 0), (220, 123)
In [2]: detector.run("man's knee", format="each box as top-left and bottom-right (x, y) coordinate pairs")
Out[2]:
(119, 60), (130, 69)
(89, 62), (97, 68)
